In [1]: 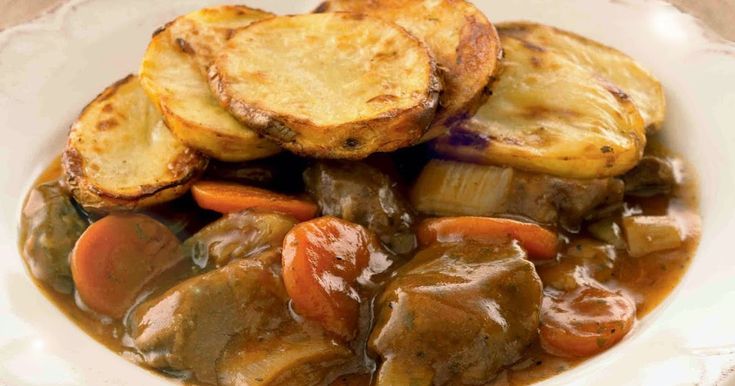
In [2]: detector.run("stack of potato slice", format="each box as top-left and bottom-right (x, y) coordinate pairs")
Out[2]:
(61, 2), (665, 213)
(208, 12), (443, 158)
(63, 1), (505, 211)
(140, 6), (280, 162)
(315, 0), (503, 141)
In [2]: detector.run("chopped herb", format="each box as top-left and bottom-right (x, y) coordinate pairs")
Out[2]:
(404, 311), (415, 331)
(134, 223), (146, 241)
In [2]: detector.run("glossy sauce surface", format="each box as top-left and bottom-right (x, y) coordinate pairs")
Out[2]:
(20, 141), (700, 386)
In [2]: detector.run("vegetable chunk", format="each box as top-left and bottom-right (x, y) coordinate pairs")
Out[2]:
(63, 75), (207, 211)
(191, 180), (317, 221)
(282, 217), (391, 340)
(411, 159), (624, 229)
(417, 216), (558, 260)
(540, 285), (636, 357)
(217, 330), (352, 386)
(210, 13), (441, 159)
(622, 216), (683, 257)
(183, 210), (297, 268)
(71, 214), (183, 318)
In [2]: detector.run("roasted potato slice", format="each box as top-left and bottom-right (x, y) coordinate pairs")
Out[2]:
(316, 0), (502, 141)
(140, 6), (280, 161)
(434, 30), (646, 179)
(63, 75), (207, 212)
(166, 5), (273, 76)
(209, 13), (441, 159)
(499, 22), (665, 132)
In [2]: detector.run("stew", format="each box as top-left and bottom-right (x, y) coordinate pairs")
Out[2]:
(18, 2), (701, 386)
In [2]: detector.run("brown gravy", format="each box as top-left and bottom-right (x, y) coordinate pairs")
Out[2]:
(20, 142), (701, 386)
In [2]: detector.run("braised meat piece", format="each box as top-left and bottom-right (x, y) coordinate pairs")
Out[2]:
(622, 155), (677, 197)
(129, 257), (288, 384)
(507, 172), (625, 228)
(369, 242), (542, 385)
(304, 161), (416, 254)
(21, 182), (88, 293)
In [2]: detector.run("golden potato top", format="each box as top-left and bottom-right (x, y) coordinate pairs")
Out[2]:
(140, 5), (280, 162)
(434, 31), (646, 179)
(167, 5), (274, 74)
(210, 13), (441, 159)
(498, 22), (665, 132)
(318, 0), (502, 140)
(63, 75), (206, 210)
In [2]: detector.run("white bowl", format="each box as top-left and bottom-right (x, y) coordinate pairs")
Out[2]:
(1, 0), (734, 385)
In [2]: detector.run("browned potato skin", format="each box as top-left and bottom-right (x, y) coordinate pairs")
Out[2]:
(64, 149), (203, 212)
(316, 0), (502, 142)
(63, 75), (207, 212)
(432, 28), (646, 179)
(209, 13), (442, 159)
(211, 73), (439, 159)
(141, 11), (281, 162)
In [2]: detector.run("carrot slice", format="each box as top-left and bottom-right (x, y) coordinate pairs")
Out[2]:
(416, 216), (558, 260)
(71, 214), (183, 318)
(282, 216), (388, 340)
(540, 285), (636, 358)
(191, 180), (317, 221)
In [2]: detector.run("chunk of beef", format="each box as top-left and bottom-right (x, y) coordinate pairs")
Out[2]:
(21, 182), (88, 293)
(622, 156), (677, 197)
(128, 257), (289, 384)
(506, 171), (624, 229)
(304, 161), (416, 254)
(369, 242), (542, 385)
(182, 211), (296, 268)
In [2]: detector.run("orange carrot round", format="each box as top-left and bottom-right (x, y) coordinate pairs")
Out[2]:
(282, 216), (387, 340)
(417, 216), (559, 260)
(191, 180), (318, 221)
(71, 213), (183, 318)
(540, 285), (636, 357)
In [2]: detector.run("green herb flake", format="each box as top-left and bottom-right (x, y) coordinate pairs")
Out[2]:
(134, 223), (146, 241)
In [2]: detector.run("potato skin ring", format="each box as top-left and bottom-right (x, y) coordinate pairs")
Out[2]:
(210, 13), (442, 159)
(63, 75), (207, 212)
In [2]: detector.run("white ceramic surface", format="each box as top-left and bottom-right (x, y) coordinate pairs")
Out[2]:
(1, 0), (734, 385)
